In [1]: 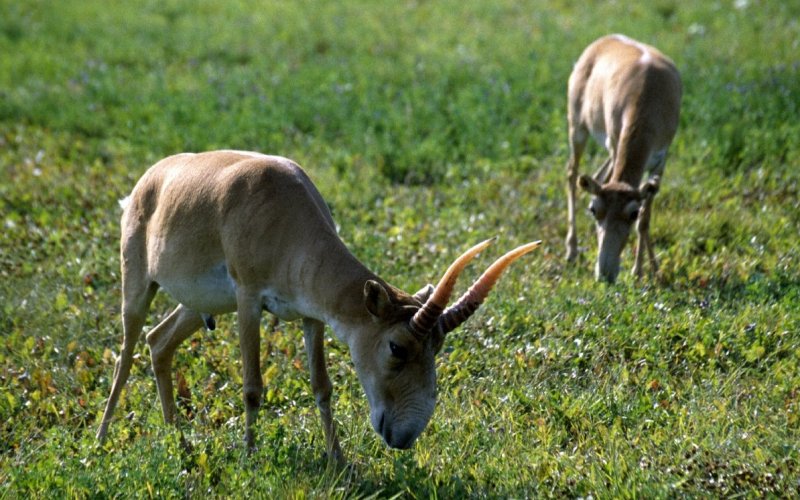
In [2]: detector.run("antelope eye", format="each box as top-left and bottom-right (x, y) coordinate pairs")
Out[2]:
(624, 202), (641, 222)
(588, 201), (601, 218)
(389, 341), (408, 360)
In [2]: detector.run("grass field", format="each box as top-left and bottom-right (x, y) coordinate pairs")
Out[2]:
(2, 0), (799, 496)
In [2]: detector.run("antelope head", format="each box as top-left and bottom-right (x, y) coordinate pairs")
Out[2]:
(348, 238), (541, 449)
(579, 175), (659, 283)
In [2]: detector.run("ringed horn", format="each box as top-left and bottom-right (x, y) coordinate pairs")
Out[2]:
(409, 238), (542, 336)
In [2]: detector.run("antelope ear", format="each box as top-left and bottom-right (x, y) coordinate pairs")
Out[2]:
(578, 174), (602, 195)
(412, 284), (434, 304)
(364, 280), (394, 320)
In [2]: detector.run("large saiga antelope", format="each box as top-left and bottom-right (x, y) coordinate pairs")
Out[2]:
(96, 150), (540, 462)
(565, 34), (682, 282)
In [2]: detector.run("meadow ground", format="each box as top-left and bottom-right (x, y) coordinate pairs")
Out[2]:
(1, 0), (799, 497)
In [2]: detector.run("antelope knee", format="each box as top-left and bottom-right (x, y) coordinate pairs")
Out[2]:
(566, 161), (578, 182)
(314, 379), (334, 407)
(637, 213), (652, 233)
(243, 384), (263, 409)
(145, 332), (168, 364)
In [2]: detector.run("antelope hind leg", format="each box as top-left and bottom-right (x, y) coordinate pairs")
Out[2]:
(96, 281), (157, 441)
(146, 304), (204, 426)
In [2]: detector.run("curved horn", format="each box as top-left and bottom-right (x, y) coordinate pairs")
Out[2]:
(437, 240), (541, 335)
(409, 237), (496, 336)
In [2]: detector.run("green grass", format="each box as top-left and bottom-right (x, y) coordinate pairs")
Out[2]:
(2, 0), (799, 496)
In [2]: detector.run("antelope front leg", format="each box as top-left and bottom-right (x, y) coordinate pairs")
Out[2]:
(633, 191), (658, 279)
(303, 318), (344, 465)
(565, 157), (580, 262)
(237, 293), (264, 451)
(565, 129), (587, 262)
(643, 191), (660, 276)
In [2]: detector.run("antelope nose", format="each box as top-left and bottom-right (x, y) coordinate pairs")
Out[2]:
(595, 258), (619, 283)
(597, 268), (618, 283)
(378, 412), (386, 435)
(378, 413), (418, 450)
(387, 428), (416, 450)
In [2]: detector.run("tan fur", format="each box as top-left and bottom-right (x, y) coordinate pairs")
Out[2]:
(95, 150), (535, 462)
(565, 35), (682, 282)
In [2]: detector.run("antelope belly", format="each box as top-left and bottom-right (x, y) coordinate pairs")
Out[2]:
(261, 289), (303, 321)
(159, 263), (238, 314)
(591, 130), (610, 151)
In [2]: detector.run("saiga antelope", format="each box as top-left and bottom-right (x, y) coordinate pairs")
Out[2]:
(565, 34), (682, 282)
(95, 150), (540, 462)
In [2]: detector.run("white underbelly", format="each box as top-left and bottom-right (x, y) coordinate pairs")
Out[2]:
(156, 262), (311, 321)
(261, 289), (304, 321)
(591, 130), (610, 151)
(159, 263), (238, 314)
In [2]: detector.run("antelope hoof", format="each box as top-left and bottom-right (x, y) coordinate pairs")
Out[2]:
(244, 430), (257, 453)
(566, 247), (579, 263)
(179, 431), (194, 454)
(565, 234), (579, 262)
(323, 449), (347, 469)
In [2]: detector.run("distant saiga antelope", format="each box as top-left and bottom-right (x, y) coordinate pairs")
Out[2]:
(565, 34), (682, 282)
(96, 150), (540, 463)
